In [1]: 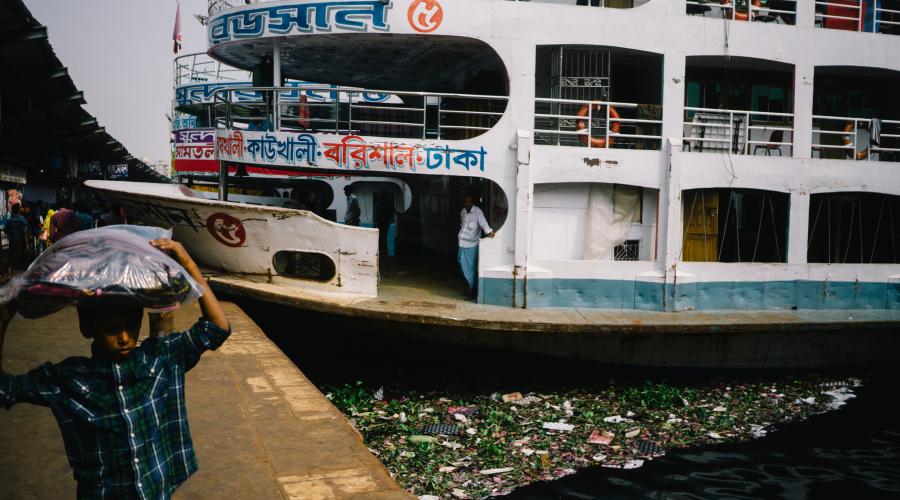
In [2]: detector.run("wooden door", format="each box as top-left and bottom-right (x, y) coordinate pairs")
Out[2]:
(682, 191), (719, 262)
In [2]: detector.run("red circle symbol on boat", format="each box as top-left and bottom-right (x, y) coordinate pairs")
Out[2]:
(408, 0), (443, 33)
(206, 213), (246, 247)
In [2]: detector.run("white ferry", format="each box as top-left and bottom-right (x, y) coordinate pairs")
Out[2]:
(88, 0), (900, 366)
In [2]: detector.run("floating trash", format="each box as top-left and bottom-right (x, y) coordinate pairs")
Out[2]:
(502, 392), (523, 403)
(325, 374), (860, 498)
(635, 439), (664, 457)
(422, 423), (460, 436)
(542, 422), (575, 432)
(587, 430), (614, 445)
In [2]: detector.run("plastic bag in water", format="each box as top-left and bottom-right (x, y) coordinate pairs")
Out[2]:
(0, 225), (203, 318)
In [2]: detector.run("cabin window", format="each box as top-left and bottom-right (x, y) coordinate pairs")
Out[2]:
(531, 183), (658, 262)
(812, 67), (900, 162)
(272, 251), (336, 281)
(682, 189), (789, 263)
(808, 192), (900, 264)
(533, 45), (663, 150)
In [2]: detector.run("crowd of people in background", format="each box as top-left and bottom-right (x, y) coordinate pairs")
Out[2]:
(1, 196), (128, 272)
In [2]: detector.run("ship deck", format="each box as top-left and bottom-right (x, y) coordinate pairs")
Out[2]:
(207, 257), (900, 369)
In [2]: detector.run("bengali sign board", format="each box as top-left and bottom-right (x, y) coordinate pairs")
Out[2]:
(208, 0), (450, 45)
(215, 130), (489, 176)
(174, 129), (218, 174)
(175, 81), (395, 107)
(209, 0), (392, 45)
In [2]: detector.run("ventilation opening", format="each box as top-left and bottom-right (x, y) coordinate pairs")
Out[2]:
(273, 251), (336, 281)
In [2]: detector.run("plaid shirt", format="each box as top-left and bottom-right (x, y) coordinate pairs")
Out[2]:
(1, 318), (230, 499)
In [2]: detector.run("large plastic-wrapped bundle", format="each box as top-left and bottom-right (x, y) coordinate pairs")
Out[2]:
(0, 225), (202, 318)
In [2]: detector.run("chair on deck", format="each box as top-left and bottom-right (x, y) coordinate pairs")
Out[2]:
(754, 129), (784, 156)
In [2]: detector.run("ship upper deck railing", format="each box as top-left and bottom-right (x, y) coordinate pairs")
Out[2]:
(815, 0), (900, 34)
(533, 97), (663, 150)
(210, 0), (654, 14)
(175, 52), (249, 87)
(812, 115), (900, 162)
(686, 0), (798, 25)
(508, 0), (651, 7)
(682, 106), (794, 156)
(212, 86), (508, 141)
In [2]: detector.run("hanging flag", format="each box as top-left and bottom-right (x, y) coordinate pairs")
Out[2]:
(172, 1), (182, 54)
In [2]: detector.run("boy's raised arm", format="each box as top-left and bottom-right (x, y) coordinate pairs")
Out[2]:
(150, 239), (230, 332)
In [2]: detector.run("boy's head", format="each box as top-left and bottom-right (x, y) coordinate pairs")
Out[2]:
(77, 304), (144, 361)
(463, 194), (475, 210)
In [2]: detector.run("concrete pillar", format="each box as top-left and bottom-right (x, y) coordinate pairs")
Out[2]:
(660, 53), (686, 147)
(662, 140), (684, 311)
(513, 130), (532, 309)
(795, 0), (816, 28)
(658, 54), (687, 310)
(793, 62), (815, 159)
(787, 190), (810, 264)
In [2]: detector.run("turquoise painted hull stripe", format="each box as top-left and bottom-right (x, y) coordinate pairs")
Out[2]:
(479, 278), (900, 311)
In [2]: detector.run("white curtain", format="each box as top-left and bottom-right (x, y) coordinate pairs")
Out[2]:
(583, 185), (641, 260)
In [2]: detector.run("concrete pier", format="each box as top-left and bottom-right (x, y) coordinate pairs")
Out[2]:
(0, 302), (411, 499)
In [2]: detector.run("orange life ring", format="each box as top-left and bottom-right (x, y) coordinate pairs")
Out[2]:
(576, 104), (620, 148)
(722, 0), (761, 21)
(842, 121), (869, 160)
(299, 95), (310, 128)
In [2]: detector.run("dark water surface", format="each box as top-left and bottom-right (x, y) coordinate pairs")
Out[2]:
(233, 297), (900, 499)
(509, 376), (900, 499)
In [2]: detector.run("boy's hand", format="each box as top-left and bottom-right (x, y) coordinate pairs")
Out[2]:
(151, 239), (195, 269)
(150, 239), (229, 332)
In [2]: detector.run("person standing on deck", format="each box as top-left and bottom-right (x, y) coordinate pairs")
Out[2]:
(458, 194), (495, 300)
(344, 185), (361, 226)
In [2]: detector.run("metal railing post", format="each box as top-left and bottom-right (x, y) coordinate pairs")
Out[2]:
(605, 103), (610, 148)
(427, 95), (432, 140)
(588, 102), (594, 149)
(334, 94), (340, 134)
(347, 90), (353, 134)
(273, 89), (280, 132)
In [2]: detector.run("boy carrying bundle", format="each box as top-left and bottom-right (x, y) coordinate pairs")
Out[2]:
(0, 237), (230, 499)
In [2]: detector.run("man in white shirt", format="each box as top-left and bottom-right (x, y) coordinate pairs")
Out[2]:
(458, 194), (495, 300)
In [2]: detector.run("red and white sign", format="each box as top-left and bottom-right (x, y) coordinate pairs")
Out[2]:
(408, 0), (443, 33)
(206, 212), (246, 247)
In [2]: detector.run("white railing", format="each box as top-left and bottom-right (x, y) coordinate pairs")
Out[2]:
(533, 97), (663, 150)
(686, 0), (798, 24)
(174, 52), (249, 87)
(812, 115), (900, 161)
(815, 0), (900, 33)
(208, 0), (242, 15)
(683, 107), (794, 155)
(509, 0), (651, 8)
(213, 86), (508, 140)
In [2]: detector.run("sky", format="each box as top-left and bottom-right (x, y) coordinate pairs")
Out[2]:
(25, 0), (209, 164)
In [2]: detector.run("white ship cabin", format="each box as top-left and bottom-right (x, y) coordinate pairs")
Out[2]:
(148, 0), (900, 311)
